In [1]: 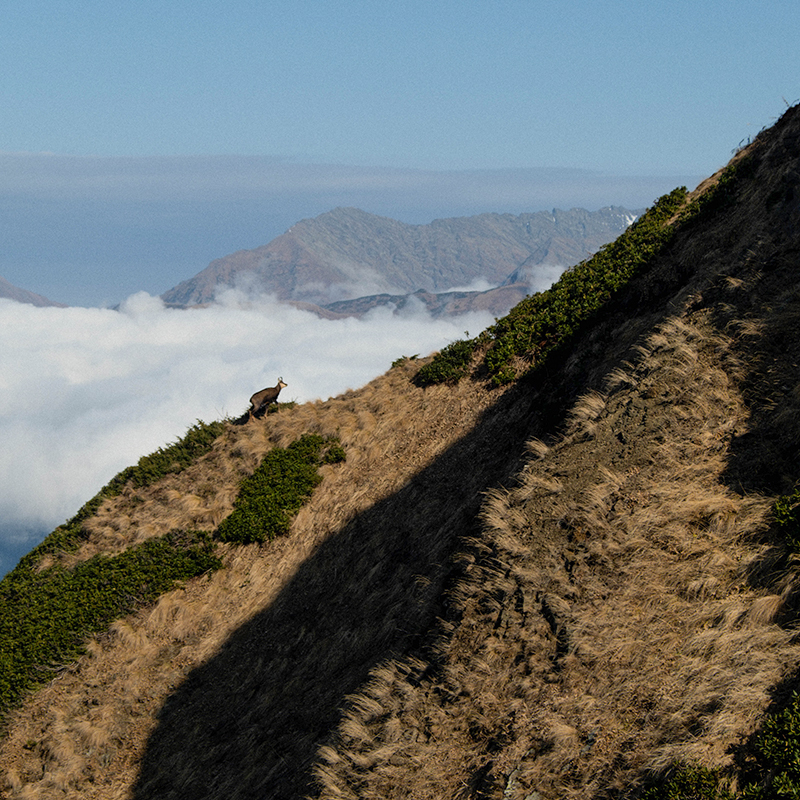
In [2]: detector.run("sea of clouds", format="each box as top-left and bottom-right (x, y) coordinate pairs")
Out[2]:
(0, 290), (497, 574)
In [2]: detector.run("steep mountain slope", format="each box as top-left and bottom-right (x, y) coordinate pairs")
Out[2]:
(2, 104), (800, 800)
(160, 206), (638, 308)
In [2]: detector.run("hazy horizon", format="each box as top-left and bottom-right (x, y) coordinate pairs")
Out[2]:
(0, 155), (699, 308)
(4, 1), (795, 306)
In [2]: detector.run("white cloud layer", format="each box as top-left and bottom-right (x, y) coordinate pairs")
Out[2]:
(0, 293), (494, 573)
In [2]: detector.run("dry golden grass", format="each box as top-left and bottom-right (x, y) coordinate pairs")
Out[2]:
(312, 308), (800, 800)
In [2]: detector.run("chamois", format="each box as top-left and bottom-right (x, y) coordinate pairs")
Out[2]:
(249, 378), (287, 420)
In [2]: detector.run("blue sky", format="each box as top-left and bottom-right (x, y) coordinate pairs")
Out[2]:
(1, 0), (798, 306)
(3, 1), (796, 170)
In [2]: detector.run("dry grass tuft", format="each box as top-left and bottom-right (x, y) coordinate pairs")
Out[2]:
(604, 365), (637, 392)
(524, 437), (550, 460)
(564, 390), (607, 439)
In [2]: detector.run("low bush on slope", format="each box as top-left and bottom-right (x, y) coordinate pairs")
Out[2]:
(741, 690), (800, 799)
(0, 530), (221, 722)
(105, 419), (228, 491)
(0, 420), (227, 722)
(216, 433), (346, 544)
(481, 186), (688, 385)
(415, 186), (689, 387)
(22, 419), (227, 561)
(641, 765), (733, 800)
(773, 486), (800, 552)
(643, 685), (800, 799)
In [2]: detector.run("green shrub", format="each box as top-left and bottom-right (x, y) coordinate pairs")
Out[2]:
(416, 162), (759, 390)
(740, 692), (800, 799)
(265, 401), (296, 415)
(0, 530), (221, 721)
(635, 691), (800, 799)
(15, 419), (227, 568)
(480, 186), (688, 386)
(0, 419), (228, 723)
(773, 488), (800, 551)
(679, 155), (756, 227)
(415, 337), (479, 386)
(104, 419), (227, 492)
(215, 434), (345, 544)
(320, 439), (347, 464)
(640, 764), (733, 800)
(392, 354), (419, 369)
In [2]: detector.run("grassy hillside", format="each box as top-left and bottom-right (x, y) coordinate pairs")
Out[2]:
(2, 103), (800, 799)
(0, 421), (346, 725)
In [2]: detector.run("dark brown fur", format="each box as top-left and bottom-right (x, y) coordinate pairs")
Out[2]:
(249, 378), (287, 420)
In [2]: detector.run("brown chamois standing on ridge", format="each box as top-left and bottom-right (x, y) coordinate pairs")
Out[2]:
(248, 377), (287, 420)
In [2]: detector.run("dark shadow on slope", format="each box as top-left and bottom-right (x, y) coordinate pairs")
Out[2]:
(131, 379), (551, 800)
(715, 246), (800, 631)
(716, 247), (800, 497)
(692, 106), (800, 638)
(131, 237), (704, 800)
(713, 104), (800, 497)
(133, 367), (666, 795)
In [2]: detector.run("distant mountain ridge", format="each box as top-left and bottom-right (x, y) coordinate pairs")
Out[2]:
(320, 284), (539, 319)
(161, 205), (640, 312)
(0, 276), (65, 308)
